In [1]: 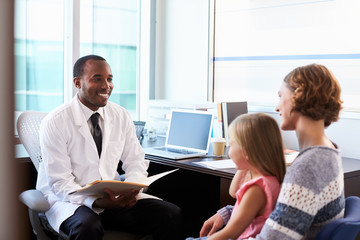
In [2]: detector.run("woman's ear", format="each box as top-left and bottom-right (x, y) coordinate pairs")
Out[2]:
(73, 77), (81, 89)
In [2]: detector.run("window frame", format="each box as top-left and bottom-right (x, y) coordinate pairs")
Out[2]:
(208, 0), (360, 120)
(15, 0), (147, 121)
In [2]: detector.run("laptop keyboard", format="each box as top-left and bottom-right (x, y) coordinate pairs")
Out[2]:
(156, 147), (198, 155)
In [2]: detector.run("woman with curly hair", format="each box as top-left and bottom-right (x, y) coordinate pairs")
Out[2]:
(253, 63), (345, 239)
(197, 64), (344, 240)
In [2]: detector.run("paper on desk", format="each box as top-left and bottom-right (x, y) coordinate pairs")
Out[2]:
(195, 152), (299, 170)
(194, 159), (236, 170)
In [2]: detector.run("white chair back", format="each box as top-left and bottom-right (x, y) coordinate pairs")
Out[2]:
(17, 111), (47, 171)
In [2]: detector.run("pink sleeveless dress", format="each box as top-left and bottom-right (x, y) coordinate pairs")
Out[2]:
(232, 176), (281, 239)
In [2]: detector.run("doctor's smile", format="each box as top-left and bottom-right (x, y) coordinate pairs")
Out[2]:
(98, 93), (110, 98)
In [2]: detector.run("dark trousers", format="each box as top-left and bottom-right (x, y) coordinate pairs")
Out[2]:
(60, 198), (183, 240)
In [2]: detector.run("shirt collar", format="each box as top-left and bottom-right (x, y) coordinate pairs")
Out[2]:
(77, 95), (104, 121)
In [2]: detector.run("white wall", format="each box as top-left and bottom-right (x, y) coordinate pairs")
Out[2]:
(154, 0), (209, 102)
(264, 111), (360, 160)
(326, 116), (360, 160)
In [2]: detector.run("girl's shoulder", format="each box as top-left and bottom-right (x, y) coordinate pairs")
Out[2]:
(240, 176), (280, 195)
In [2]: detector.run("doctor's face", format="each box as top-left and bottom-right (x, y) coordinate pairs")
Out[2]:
(74, 59), (113, 111)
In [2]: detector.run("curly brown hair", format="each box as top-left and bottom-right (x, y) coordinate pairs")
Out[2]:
(284, 64), (343, 127)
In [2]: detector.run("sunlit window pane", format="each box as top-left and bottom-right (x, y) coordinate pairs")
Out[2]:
(14, 0), (64, 113)
(213, 0), (360, 113)
(80, 0), (139, 118)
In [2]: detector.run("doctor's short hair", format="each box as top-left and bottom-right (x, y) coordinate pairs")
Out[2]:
(283, 63), (343, 127)
(73, 55), (106, 78)
(228, 113), (286, 184)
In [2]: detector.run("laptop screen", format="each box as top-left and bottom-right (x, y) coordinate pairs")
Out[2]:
(166, 109), (214, 152)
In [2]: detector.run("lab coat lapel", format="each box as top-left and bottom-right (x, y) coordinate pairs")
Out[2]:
(100, 107), (114, 160)
(98, 106), (114, 178)
(71, 96), (99, 155)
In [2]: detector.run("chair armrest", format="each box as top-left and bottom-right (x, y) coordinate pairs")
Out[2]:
(19, 189), (50, 212)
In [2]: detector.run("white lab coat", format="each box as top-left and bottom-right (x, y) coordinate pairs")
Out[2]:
(36, 95), (149, 232)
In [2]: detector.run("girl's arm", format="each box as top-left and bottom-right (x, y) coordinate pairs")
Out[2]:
(229, 170), (251, 198)
(209, 184), (266, 240)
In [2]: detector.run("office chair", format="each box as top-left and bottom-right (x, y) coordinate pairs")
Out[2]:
(315, 196), (360, 240)
(17, 111), (151, 240)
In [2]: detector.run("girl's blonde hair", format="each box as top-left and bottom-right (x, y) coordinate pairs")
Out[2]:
(229, 113), (286, 183)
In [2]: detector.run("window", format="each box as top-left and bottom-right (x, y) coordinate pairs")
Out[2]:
(15, 0), (141, 119)
(212, 0), (360, 115)
(15, 0), (64, 113)
(79, 0), (139, 117)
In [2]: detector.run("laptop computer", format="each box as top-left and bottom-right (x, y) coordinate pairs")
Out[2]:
(144, 109), (214, 160)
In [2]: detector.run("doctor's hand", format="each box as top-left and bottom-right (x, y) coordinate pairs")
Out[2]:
(93, 188), (139, 209)
(199, 212), (224, 237)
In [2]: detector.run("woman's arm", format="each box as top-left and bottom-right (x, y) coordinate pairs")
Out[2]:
(209, 184), (266, 240)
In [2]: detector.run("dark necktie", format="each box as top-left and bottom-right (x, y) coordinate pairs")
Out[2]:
(90, 113), (102, 157)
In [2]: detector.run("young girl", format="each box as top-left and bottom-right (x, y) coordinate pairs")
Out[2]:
(189, 113), (286, 240)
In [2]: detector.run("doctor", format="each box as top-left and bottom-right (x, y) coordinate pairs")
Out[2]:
(37, 55), (182, 240)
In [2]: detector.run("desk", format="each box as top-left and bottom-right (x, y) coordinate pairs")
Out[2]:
(147, 154), (360, 198)
(143, 136), (360, 196)
(342, 157), (360, 197)
(17, 138), (360, 237)
(141, 137), (232, 236)
(142, 136), (360, 236)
